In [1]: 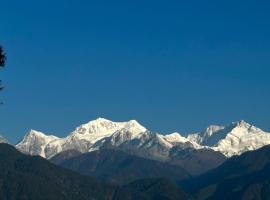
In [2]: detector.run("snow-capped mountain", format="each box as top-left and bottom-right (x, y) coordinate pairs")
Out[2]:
(94, 130), (173, 160)
(48, 118), (147, 158)
(91, 130), (203, 161)
(70, 118), (146, 143)
(187, 125), (226, 146)
(163, 132), (202, 149)
(16, 130), (60, 158)
(0, 135), (7, 143)
(17, 118), (148, 159)
(15, 118), (270, 159)
(188, 120), (270, 157)
(213, 120), (270, 157)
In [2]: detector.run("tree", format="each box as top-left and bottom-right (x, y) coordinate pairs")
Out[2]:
(0, 46), (6, 91)
(0, 46), (6, 67)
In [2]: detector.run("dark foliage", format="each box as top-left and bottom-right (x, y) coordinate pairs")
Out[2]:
(0, 46), (5, 67)
(51, 148), (191, 185)
(0, 46), (6, 92)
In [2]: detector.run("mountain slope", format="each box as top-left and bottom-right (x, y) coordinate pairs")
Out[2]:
(0, 143), (191, 200)
(51, 149), (191, 184)
(114, 178), (193, 200)
(0, 143), (116, 200)
(96, 130), (203, 162)
(169, 146), (226, 175)
(180, 145), (270, 200)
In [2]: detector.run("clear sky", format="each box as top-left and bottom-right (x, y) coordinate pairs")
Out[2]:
(0, 0), (270, 143)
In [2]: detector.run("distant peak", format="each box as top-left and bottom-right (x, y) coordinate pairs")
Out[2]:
(25, 129), (59, 140)
(124, 120), (147, 131)
(88, 117), (113, 123)
(163, 132), (188, 143)
(0, 135), (8, 143)
(200, 125), (225, 137)
(126, 119), (142, 126)
(96, 117), (111, 122)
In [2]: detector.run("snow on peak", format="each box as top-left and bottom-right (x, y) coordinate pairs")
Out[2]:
(39, 118), (148, 158)
(201, 125), (225, 137)
(16, 129), (59, 158)
(70, 118), (147, 143)
(15, 119), (270, 159)
(163, 132), (202, 149)
(0, 135), (7, 144)
(21, 129), (59, 142)
(122, 120), (147, 136)
(88, 120), (148, 149)
(207, 121), (270, 157)
(233, 120), (251, 127)
(163, 132), (188, 143)
(26, 129), (47, 137)
(74, 118), (122, 134)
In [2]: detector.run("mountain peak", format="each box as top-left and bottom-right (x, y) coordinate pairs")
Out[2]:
(201, 125), (225, 137)
(27, 129), (47, 137)
(16, 130), (60, 158)
(94, 117), (112, 122)
(0, 135), (7, 144)
(163, 132), (188, 143)
(124, 120), (147, 132)
(233, 120), (252, 128)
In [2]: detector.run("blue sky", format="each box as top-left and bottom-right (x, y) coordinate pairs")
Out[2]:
(0, 0), (270, 143)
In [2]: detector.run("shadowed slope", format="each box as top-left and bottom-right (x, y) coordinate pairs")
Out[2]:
(51, 148), (191, 184)
(180, 145), (270, 200)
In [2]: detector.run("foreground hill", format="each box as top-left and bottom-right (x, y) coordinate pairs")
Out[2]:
(51, 148), (191, 184)
(180, 145), (270, 200)
(0, 144), (190, 200)
(0, 144), (115, 200)
(114, 178), (193, 200)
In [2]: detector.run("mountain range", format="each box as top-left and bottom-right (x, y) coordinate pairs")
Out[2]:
(13, 118), (270, 159)
(0, 118), (259, 177)
(1, 118), (270, 199)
